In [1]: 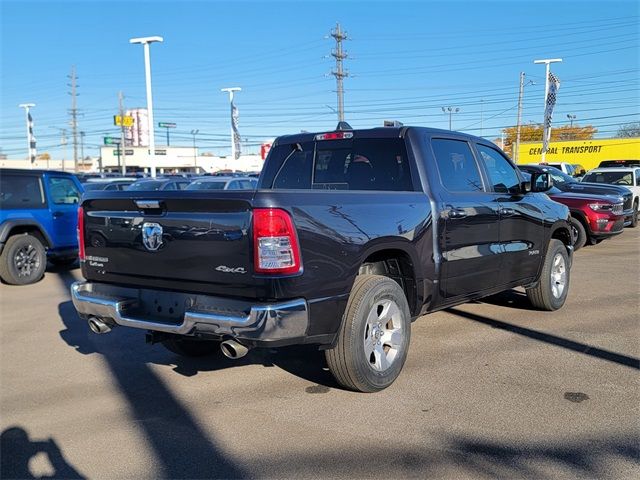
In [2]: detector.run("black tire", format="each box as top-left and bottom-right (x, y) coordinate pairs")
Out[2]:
(162, 337), (221, 357)
(526, 239), (570, 311)
(325, 274), (411, 393)
(0, 234), (46, 285)
(630, 200), (639, 228)
(569, 217), (587, 251)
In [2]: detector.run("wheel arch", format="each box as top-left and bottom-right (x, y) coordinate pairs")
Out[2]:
(0, 220), (52, 251)
(357, 242), (422, 317)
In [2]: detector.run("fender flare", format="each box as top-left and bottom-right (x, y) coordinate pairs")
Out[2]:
(0, 219), (53, 247)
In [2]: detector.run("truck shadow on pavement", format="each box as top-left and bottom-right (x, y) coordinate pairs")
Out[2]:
(447, 307), (640, 370)
(55, 272), (249, 479)
(1, 426), (85, 479)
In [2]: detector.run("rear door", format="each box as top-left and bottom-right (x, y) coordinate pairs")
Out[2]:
(474, 143), (544, 283)
(428, 137), (501, 299)
(45, 174), (81, 248)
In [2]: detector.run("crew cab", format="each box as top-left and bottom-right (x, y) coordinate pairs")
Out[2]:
(0, 169), (83, 285)
(582, 167), (640, 227)
(70, 125), (573, 392)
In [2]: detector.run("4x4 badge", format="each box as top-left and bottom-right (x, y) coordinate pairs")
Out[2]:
(142, 223), (163, 251)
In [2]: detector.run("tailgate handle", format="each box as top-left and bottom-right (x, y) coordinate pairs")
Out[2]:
(135, 200), (161, 209)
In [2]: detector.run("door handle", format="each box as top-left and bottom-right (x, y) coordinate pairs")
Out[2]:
(52, 211), (64, 219)
(448, 208), (468, 219)
(500, 207), (515, 217)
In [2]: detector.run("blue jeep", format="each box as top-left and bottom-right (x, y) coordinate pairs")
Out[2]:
(0, 169), (83, 285)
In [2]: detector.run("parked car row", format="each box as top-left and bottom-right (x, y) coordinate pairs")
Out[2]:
(522, 161), (639, 250)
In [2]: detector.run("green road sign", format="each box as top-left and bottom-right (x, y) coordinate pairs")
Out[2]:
(104, 137), (121, 145)
(158, 122), (177, 128)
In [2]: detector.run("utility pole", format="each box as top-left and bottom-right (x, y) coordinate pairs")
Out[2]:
(118, 91), (127, 175)
(480, 99), (484, 137)
(80, 131), (85, 166)
(18, 103), (36, 168)
(515, 72), (525, 163)
(67, 65), (79, 172)
(191, 129), (199, 169)
(442, 106), (460, 130)
(330, 23), (349, 123)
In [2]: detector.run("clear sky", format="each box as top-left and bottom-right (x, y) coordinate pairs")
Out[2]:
(1, 0), (638, 160)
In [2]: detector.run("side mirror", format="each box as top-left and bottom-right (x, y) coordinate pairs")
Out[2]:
(530, 172), (553, 192)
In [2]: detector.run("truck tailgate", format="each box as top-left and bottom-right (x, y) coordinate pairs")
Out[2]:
(82, 193), (255, 291)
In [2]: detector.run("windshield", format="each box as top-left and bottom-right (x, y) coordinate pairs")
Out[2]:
(128, 181), (164, 191)
(582, 171), (633, 185)
(185, 181), (227, 190)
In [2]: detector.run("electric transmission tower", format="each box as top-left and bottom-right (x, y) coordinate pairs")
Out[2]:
(67, 65), (79, 171)
(329, 23), (349, 123)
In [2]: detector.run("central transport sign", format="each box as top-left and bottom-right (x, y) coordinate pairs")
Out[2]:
(158, 122), (177, 128)
(113, 115), (134, 127)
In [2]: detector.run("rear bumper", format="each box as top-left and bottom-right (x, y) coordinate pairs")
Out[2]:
(70, 281), (309, 345)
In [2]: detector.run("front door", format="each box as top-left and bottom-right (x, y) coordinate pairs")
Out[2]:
(474, 143), (545, 283)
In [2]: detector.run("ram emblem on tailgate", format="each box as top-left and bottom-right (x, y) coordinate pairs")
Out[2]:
(142, 223), (163, 251)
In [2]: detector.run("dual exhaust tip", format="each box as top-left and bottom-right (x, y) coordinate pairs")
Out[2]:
(87, 317), (249, 360)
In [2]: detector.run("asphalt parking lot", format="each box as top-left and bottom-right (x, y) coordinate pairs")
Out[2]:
(1, 229), (639, 479)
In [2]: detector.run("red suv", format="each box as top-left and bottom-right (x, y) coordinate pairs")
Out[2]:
(549, 191), (624, 249)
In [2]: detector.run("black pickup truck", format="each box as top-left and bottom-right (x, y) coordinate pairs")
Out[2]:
(71, 125), (573, 392)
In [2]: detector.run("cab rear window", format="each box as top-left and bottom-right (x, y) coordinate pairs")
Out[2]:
(261, 138), (415, 191)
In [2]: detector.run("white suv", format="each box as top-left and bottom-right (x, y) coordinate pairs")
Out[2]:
(582, 167), (640, 227)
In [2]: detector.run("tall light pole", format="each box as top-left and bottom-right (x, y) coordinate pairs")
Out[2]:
(18, 103), (36, 168)
(191, 129), (199, 170)
(221, 87), (241, 159)
(130, 35), (163, 177)
(514, 73), (536, 164)
(534, 58), (562, 162)
(567, 114), (576, 127)
(442, 106), (459, 130)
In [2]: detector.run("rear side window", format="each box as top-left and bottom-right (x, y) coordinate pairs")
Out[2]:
(0, 174), (46, 209)
(263, 138), (414, 191)
(431, 138), (484, 192)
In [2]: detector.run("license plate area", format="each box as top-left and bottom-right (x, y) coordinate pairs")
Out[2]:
(127, 291), (195, 323)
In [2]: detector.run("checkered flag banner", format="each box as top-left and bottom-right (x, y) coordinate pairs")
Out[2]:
(231, 99), (241, 160)
(28, 111), (37, 163)
(542, 72), (561, 153)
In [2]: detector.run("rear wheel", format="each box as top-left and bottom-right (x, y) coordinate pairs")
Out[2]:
(162, 337), (221, 357)
(0, 234), (46, 285)
(526, 239), (570, 311)
(569, 217), (587, 251)
(325, 274), (411, 392)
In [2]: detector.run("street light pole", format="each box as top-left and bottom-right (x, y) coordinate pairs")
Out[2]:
(221, 87), (241, 159)
(567, 114), (576, 127)
(18, 103), (36, 168)
(130, 36), (163, 178)
(191, 129), (199, 170)
(534, 58), (562, 162)
(441, 106), (460, 130)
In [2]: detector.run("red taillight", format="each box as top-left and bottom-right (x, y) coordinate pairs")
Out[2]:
(315, 131), (353, 141)
(253, 208), (301, 275)
(77, 206), (85, 261)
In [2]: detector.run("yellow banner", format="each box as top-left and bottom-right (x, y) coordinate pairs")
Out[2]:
(516, 137), (640, 170)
